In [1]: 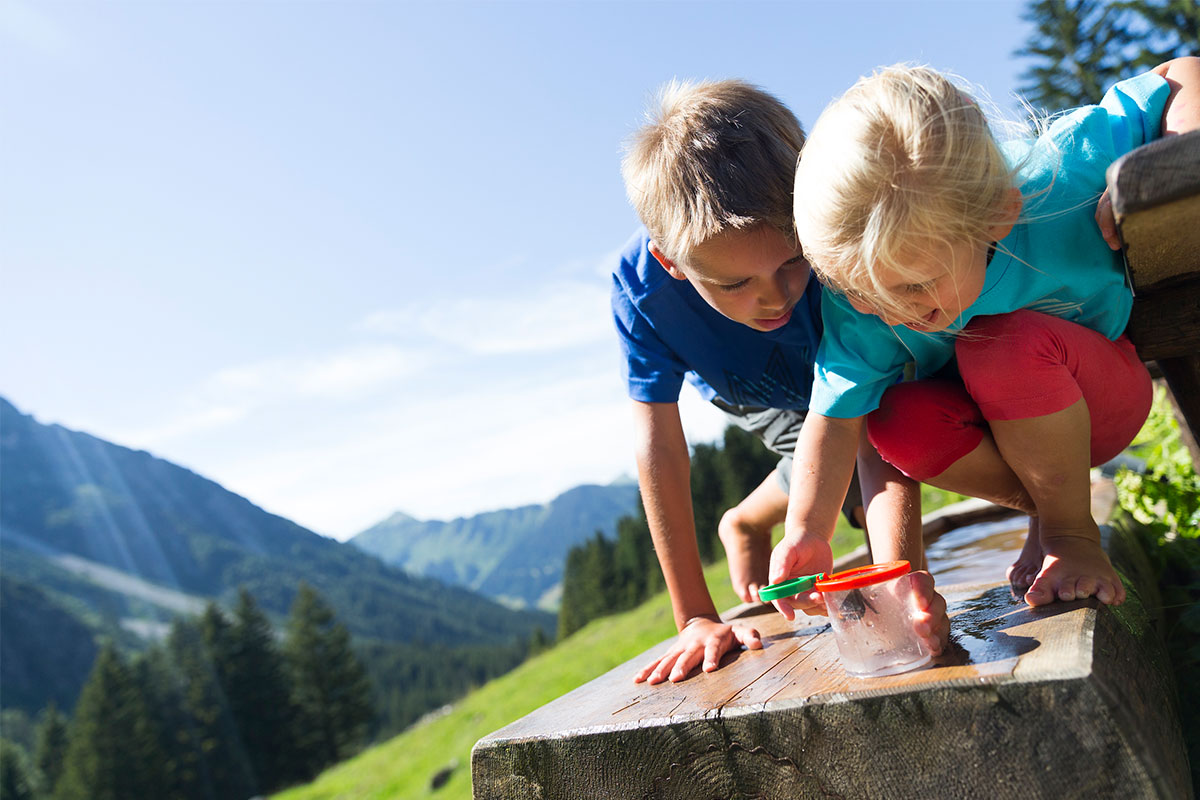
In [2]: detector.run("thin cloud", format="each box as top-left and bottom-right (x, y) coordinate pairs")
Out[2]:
(115, 344), (427, 450)
(359, 280), (612, 356)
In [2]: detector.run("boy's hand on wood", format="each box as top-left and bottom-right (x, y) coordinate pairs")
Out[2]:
(909, 570), (949, 656)
(767, 533), (833, 621)
(632, 615), (762, 684)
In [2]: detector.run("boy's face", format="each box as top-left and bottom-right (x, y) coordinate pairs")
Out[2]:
(652, 227), (811, 332)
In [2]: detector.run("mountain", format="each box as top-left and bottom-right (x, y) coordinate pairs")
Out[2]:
(0, 396), (552, 715)
(351, 480), (641, 610)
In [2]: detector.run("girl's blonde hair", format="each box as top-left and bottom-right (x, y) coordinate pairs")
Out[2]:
(794, 64), (1019, 325)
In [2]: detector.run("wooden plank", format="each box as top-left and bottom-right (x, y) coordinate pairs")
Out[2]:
(1108, 129), (1200, 290)
(1127, 283), (1200, 362)
(1109, 129), (1200, 463)
(472, 519), (1191, 799)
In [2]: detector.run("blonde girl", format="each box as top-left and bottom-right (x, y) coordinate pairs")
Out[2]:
(769, 59), (1200, 617)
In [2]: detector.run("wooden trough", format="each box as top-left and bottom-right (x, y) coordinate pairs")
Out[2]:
(473, 126), (1200, 800)
(472, 509), (1191, 799)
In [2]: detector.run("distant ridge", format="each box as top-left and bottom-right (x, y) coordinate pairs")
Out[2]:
(0, 396), (552, 715)
(352, 479), (641, 610)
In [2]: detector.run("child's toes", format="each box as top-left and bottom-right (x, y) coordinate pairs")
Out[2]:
(1024, 577), (1055, 607)
(1095, 578), (1126, 605)
(1055, 578), (1078, 602)
(1073, 575), (1098, 599)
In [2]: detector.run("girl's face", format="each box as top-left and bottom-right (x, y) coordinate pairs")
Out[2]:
(847, 238), (990, 332)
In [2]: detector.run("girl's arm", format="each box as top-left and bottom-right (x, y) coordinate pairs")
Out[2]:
(768, 411), (862, 621)
(1154, 56), (1200, 135)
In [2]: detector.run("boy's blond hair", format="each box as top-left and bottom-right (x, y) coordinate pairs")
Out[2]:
(793, 64), (1018, 324)
(622, 79), (805, 264)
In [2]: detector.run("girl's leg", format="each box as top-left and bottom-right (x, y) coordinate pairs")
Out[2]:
(957, 311), (1152, 606)
(867, 379), (1040, 588)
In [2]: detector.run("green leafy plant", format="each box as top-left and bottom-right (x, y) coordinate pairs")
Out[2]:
(1116, 386), (1200, 537)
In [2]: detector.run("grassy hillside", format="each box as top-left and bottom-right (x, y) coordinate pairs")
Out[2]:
(273, 521), (863, 800)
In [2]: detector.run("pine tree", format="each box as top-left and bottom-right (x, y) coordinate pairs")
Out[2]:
(689, 442), (726, 562)
(1017, 0), (1200, 112)
(612, 509), (654, 609)
(132, 646), (196, 800)
(720, 426), (779, 508)
(0, 738), (36, 800)
(224, 587), (305, 792)
(1122, 0), (1200, 68)
(166, 615), (257, 799)
(283, 584), (373, 773)
(53, 646), (168, 800)
(557, 533), (618, 637)
(32, 703), (69, 797)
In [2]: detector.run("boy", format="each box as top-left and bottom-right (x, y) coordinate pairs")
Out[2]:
(613, 80), (948, 685)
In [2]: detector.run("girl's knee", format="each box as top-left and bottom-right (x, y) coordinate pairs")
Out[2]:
(867, 380), (982, 479)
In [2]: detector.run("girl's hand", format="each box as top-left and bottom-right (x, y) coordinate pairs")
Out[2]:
(1095, 188), (1121, 250)
(908, 570), (950, 656)
(767, 533), (834, 621)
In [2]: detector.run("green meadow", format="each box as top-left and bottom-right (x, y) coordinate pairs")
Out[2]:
(274, 524), (863, 800)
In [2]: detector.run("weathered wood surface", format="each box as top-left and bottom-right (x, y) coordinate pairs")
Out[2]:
(472, 517), (1191, 800)
(1109, 128), (1200, 465)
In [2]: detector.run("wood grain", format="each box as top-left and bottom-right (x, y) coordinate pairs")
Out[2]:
(473, 522), (1191, 799)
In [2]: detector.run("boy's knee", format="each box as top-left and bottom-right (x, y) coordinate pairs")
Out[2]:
(718, 504), (748, 540)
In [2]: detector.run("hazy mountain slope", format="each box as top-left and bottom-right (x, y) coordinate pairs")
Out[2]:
(0, 396), (551, 647)
(351, 481), (640, 608)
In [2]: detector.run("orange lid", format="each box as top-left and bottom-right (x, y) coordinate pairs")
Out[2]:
(814, 560), (911, 592)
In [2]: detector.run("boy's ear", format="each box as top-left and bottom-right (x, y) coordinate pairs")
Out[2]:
(987, 187), (1024, 241)
(648, 240), (689, 281)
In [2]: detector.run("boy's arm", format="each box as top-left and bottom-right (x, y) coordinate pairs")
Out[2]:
(768, 412), (862, 620)
(630, 400), (763, 684)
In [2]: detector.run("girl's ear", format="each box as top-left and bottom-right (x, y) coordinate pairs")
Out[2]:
(647, 241), (689, 281)
(987, 187), (1024, 240)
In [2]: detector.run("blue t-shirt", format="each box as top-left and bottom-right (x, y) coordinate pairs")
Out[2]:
(611, 228), (824, 410)
(811, 71), (1171, 419)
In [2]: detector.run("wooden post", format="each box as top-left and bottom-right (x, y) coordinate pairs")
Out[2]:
(1109, 128), (1200, 465)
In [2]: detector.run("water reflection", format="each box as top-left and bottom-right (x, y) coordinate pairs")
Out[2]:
(925, 515), (1028, 587)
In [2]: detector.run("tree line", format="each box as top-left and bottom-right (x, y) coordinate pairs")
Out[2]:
(0, 582), (510, 800)
(557, 426), (778, 638)
(1016, 0), (1198, 112)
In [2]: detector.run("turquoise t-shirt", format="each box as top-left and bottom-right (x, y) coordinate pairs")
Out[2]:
(810, 71), (1170, 419)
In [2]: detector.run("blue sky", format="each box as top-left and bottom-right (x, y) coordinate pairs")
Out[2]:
(2, 0), (1030, 540)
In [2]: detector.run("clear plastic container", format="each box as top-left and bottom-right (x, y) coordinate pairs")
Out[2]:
(815, 561), (931, 678)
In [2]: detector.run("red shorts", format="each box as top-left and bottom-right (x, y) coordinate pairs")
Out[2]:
(866, 310), (1152, 481)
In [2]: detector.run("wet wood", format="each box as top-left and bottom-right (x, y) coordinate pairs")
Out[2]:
(472, 518), (1191, 799)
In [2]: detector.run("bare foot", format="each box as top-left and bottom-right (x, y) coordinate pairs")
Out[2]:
(718, 509), (772, 604)
(1024, 524), (1126, 607)
(1007, 516), (1042, 591)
